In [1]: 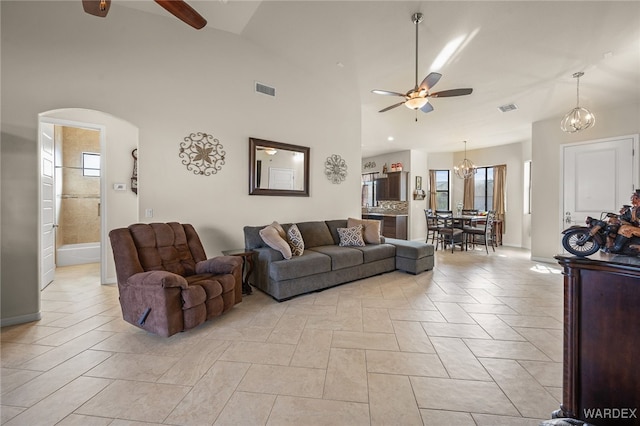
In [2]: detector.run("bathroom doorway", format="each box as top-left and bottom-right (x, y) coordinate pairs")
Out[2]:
(40, 122), (104, 289)
(39, 108), (139, 288)
(54, 125), (102, 266)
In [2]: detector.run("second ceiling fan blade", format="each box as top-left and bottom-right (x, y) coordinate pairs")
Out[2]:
(372, 89), (407, 97)
(430, 88), (473, 98)
(420, 102), (434, 113)
(419, 72), (442, 92)
(154, 0), (207, 29)
(379, 102), (405, 113)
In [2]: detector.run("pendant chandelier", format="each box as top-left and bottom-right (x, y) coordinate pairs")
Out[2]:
(454, 140), (477, 179)
(560, 71), (595, 133)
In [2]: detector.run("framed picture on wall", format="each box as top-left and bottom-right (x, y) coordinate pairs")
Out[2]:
(416, 176), (422, 190)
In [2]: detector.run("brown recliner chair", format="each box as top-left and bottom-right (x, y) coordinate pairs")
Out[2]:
(109, 222), (243, 337)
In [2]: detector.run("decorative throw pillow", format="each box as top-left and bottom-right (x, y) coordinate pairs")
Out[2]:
(347, 217), (382, 244)
(259, 222), (292, 259)
(287, 224), (305, 256)
(338, 225), (366, 247)
(270, 221), (286, 239)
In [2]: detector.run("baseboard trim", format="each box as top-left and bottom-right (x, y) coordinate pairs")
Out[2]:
(530, 256), (557, 264)
(0, 311), (42, 328)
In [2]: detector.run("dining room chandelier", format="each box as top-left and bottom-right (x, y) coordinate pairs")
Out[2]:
(560, 71), (595, 133)
(454, 140), (477, 179)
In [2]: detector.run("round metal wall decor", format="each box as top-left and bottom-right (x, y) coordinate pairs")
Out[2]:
(179, 132), (225, 176)
(325, 154), (348, 184)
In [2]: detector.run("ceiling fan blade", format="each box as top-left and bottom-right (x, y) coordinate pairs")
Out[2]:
(420, 102), (434, 113)
(82, 0), (110, 17)
(372, 89), (407, 97)
(429, 88), (473, 98)
(154, 0), (207, 29)
(418, 72), (442, 91)
(379, 102), (405, 113)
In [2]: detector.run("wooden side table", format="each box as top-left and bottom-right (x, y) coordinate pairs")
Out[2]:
(222, 248), (255, 295)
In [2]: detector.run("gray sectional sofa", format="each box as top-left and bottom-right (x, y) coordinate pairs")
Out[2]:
(243, 219), (434, 301)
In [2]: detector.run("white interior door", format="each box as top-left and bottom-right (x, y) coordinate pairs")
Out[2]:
(563, 135), (638, 231)
(269, 167), (294, 190)
(40, 123), (56, 289)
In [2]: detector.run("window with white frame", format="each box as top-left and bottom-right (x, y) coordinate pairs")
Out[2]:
(82, 152), (100, 177)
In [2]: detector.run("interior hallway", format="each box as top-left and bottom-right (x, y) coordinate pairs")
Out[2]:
(1, 247), (563, 425)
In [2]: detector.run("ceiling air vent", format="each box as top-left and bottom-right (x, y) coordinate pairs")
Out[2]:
(498, 103), (518, 113)
(255, 81), (276, 97)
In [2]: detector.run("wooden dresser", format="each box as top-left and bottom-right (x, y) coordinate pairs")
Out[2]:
(554, 254), (640, 426)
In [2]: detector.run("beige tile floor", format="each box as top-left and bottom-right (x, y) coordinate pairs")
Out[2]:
(1, 247), (564, 425)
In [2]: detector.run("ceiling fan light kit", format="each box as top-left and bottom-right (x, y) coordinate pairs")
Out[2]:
(560, 71), (595, 133)
(405, 97), (429, 110)
(371, 12), (473, 120)
(454, 141), (477, 180)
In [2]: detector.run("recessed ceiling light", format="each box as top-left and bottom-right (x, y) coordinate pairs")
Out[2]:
(387, 136), (394, 141)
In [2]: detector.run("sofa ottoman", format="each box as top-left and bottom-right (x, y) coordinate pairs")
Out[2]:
(385, 238), (435, 274)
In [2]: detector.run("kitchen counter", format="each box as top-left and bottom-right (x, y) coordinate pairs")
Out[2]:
(361, 211), (408, 217)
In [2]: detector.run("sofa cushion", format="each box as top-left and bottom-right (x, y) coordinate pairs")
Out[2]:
(287, 224), (305, 256)
(129, 223), (196, 276)
(309, 245), (364, 270)
(337, 225), (366, 247)
(260, 223), (292, 259)
(353, 243), (396, 263)
(185, 274), (224, 299)
(390, 239), (435, 259)
(325, 219), (348, 245)
(269, 250), (331, 281)
(347, 217), (382, 244)
(294, 221), (335, 248)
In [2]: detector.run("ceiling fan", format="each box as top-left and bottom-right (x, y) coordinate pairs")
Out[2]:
(372, 12), (472, 119)
(82, 0), (207, 30)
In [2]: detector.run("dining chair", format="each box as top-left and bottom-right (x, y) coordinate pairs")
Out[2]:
(424, 209), (439, 245)
(435, 210), (464, 253)
(463, 210), (496, 253)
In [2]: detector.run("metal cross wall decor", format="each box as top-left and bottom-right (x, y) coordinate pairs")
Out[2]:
(325, 154), (348, 184)
(179, 132), (226, 176)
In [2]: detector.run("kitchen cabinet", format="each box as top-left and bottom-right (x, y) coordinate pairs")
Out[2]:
(374, 178), (388, 202)
(363, 214), (407, 240)
(377, 172), (407, 201)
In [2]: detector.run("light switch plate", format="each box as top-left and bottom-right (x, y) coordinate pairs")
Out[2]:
(113, 183), (126, 191)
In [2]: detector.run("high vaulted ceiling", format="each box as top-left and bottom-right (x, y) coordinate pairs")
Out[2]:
(119, 1), (639, 156)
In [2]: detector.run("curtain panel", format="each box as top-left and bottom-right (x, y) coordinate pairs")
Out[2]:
(463, 177), (474, 209)
(428, 170), (437, 210)
(493, 165), (507, 232)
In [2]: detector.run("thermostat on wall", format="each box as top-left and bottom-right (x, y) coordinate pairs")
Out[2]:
(113, 183), (126, 191)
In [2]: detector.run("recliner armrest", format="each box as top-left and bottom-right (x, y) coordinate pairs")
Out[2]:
(196, 256), (242, 275)
(126, 270), (188, 289)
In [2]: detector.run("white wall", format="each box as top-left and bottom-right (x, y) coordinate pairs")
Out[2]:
(408, 149), (428, 241)
(0, 1), (361, 325)
(531, 101), (640, 262)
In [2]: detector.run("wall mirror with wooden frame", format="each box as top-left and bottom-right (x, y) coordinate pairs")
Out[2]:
(249, 137), (310, 196)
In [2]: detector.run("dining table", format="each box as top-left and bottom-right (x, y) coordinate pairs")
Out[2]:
(430, 213), (502, 246)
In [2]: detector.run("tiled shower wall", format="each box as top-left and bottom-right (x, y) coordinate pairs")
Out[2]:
(56, 126), (100, 247)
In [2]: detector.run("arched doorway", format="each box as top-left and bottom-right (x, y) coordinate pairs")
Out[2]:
(38, 108), (139, 286)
